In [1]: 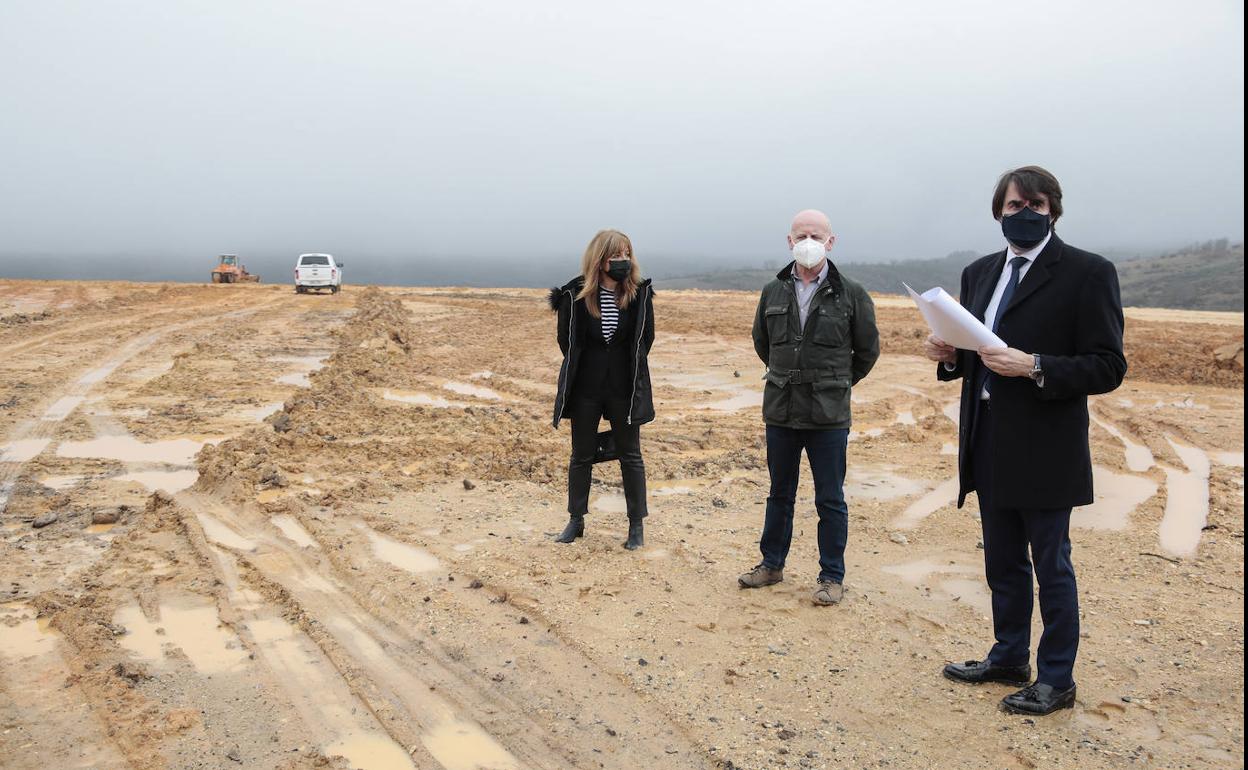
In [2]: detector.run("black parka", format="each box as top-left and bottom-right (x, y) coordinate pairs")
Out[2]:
(548, 276), (655, 428)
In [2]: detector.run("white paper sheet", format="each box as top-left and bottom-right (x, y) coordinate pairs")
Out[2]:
(903, 283), (1005, 350)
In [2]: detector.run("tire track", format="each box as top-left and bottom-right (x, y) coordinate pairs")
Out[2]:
(0, 297), (281, 514)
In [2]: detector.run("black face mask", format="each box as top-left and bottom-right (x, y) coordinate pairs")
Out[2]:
(1000, 208), (1051, 250)
(606, 260), (631, 281)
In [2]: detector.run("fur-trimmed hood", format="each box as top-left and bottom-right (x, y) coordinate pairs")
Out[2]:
(547, 276), (583, 312)
(546, 276), (652, 312)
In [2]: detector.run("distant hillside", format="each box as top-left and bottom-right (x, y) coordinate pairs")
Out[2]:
(659, 241), (1245, 311)
(1115, 240), (1243, 311)
(658, 249), (977, 297)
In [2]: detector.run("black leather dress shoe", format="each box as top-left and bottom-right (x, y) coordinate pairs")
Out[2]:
(1001, 682), (1076, 715)
(942, 659), (1032, 685)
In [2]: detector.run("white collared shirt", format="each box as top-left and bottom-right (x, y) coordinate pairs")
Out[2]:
(792, 259), (829, 327)
(982, 231), (1050, 330)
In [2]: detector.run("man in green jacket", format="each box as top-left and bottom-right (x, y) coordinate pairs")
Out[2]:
(738, 209), (880, 604)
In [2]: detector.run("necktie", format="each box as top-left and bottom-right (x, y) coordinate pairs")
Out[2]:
(991, 257), (1029, 334)
(981, 256), (1028, 397)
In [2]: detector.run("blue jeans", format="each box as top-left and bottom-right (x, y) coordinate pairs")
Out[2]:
(759, 425), (850, 583)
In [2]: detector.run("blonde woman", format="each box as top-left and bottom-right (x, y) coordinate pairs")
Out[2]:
(547, 229), (655, 550)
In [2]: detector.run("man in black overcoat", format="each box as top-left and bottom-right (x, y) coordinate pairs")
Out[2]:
(924, 165), (1127, 715)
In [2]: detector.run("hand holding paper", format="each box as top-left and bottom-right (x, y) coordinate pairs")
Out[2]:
(904, 283), (1005, 350)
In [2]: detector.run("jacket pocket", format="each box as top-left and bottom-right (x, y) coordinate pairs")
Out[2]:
(810, 377), (851, 424)
(810, 305), (850, 348)
(764, 305), (790, 345)
(762, 369), (791, 423)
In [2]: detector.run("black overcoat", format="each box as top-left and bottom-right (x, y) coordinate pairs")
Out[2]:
(939, 236), (1127, 510)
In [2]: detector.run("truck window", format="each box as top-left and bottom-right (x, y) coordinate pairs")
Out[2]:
(299, 256), (330, 266)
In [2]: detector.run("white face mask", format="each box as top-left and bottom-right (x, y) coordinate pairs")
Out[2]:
(792, 236), (827, 269)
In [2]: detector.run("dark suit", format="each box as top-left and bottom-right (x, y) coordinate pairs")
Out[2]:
(938, 235), (1126, 688)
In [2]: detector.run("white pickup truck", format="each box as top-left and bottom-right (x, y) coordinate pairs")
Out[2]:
(294, 253), (343, 294)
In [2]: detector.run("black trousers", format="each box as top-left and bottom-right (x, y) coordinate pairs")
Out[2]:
(973, 401), (1079, 689)
(567, 396), (647, 520)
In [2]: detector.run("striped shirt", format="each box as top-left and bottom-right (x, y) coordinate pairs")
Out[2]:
(599, 286), (619, 343)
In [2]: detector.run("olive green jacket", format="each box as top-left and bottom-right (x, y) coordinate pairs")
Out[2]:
(751, 261), (880, 429)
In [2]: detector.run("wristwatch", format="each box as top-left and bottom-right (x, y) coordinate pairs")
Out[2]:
(1029, 354), (1044, 385)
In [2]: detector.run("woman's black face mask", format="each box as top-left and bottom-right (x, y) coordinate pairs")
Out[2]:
(606, 260), (631, 281)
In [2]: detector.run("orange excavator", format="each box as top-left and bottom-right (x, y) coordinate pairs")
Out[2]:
(210, 254), (260, 284)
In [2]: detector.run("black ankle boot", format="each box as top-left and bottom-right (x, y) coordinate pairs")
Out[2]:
(623, 518), (644, 550)
(555, 516), (584, 543)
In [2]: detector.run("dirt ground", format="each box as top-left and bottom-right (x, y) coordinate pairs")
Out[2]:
(0, 278), (1243, 770)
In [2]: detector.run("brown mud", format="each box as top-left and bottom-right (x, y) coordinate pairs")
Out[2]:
(1, 279), (1242, 770)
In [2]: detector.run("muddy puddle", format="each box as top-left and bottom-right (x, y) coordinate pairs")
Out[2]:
(844, 467), (929, 501)
(848, 427), (885, 441)
(893, 477), (961, 529)
(270, 354), (329, 387)
(242, 614), (415, 769)
(360, 524), (440, 573)
(40, 396), (85, 421)
(1212, 451), (1244, 468)
(271, 514), (319, 548)
(882, 559), (990, 614)
(57, 435), (204, 465)
(197, 512), (258, 552)
(443, 381), (503, 400)
(325, 734), (418, 770)
(1159, 440), (1211, 557)
(1090, 413), (1154, 472)
(422, 719), (520, 770)
(378, 388), (465, 408)
(657, 371), (760, 412)
(115, 469), (199, 493)
(39, 474), (89, 490)
(0, 602), (59, 660)
(77, 362), (123, 386)
(942, 401), (960, 424)
(114, 598), (249, 675)
(591, 492), (629, 514)
(1071, 466), (1159, 530)
(274, 372), (310, 387)
(1, 438), (52, 462)
(242, 402), (285, 422)
(701, 391), (762, 412)
(654, 482), (698, 496)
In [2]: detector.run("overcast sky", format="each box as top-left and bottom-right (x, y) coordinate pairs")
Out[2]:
(1, 1), (1243, 277)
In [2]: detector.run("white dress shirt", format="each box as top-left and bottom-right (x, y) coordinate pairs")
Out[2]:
(982, 231), (1050, 331)
(976, 231), (1050, 398)
(944, 233), (1051, 395)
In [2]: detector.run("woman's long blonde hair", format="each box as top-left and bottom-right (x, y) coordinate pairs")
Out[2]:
(577, 229), (641, 319)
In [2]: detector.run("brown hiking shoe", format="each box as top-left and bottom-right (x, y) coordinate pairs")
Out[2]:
(812, 579), (844, 605)
(738, 564), (783, 588)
